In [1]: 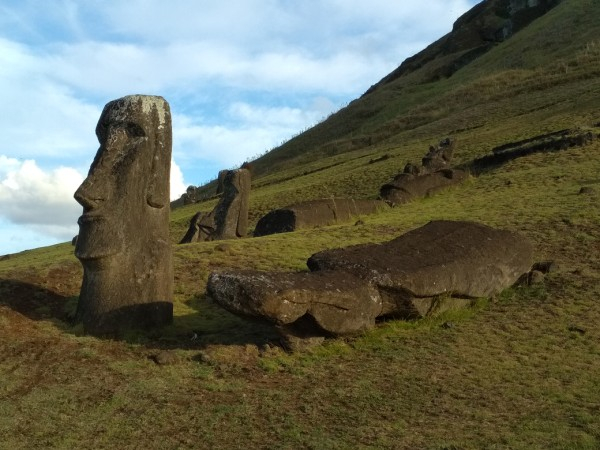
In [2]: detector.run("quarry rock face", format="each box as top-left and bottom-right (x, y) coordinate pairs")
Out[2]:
(366, 0), (562, 91)
(254, 199), (388, 237)
(74, 95), (173, 335)
(208, 220), (533, 348)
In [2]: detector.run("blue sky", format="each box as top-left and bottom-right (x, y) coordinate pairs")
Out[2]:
(0, 0), (478, 255)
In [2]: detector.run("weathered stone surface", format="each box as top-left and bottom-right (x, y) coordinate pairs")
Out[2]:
(422, 138), (455, 172)
(216, 169), (228, 195)
(527, 270), (545, 285)
(213, 169), (251, 239)
(308, 220), (533, 300)
(179, 169), (250, 243)
(178, 211), (216, 244)
(208, 220), (533, 348)
(380, 138), (466, 206)
(380, 169), (468, 206)
(74, 95), (173, 335)
(207, 270), (382, 336)
(254, 199), (388, 237)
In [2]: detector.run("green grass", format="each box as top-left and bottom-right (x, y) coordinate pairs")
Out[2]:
(2, 1), (600, 448)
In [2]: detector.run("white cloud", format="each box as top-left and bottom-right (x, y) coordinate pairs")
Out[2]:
(170, 159), (187, 199)
(172, 101), (330, 172)
(0, 159), (82, 242)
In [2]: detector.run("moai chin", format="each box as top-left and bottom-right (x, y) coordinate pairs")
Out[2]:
(74, 95), (173, 335)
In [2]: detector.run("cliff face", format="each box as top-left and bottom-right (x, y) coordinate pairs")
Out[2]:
(364, 0), (562, 94)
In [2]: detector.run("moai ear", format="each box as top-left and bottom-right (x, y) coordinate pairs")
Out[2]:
(146, 99), (172, 209)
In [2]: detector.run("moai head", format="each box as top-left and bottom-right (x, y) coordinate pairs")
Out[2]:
(73, 95), (173, 335)
(74, 95), (172, 261)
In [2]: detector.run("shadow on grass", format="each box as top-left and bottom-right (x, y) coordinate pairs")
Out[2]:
(155, 293), (281, 350)
(0, 277), (279, 350)
(0, 278), (74, 322)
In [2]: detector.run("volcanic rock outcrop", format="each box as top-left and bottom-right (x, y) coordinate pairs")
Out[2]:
(254, 198), (388, 237)
(208, 220), (533, 349)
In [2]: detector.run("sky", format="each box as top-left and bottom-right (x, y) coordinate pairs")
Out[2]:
(0, 0), (479, 255)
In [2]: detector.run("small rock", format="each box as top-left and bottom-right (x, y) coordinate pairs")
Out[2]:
(215, 243), (232, 253)
(567, 325), (586, 335)
(441, 321), (455, 329)
(151, 351), (178, 366)
(280, 334), (325, 352)
(528, 270), (545, 285)
(196, 351), (212, 364)
(579, 186), (595, 195)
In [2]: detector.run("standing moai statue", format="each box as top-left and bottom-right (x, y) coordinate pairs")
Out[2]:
(178, 168), (251, 243)
(74, 95), (173, 335)
(212, 168), (251, 240)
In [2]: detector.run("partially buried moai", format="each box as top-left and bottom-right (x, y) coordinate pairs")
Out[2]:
(74, 95), (173, 335)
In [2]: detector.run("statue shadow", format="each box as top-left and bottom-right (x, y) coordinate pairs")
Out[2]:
(0, 277), (279, 350)
(162, 293), (281, 350)
(0, 278), (76, 323)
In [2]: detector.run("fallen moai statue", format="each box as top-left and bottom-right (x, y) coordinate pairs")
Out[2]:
(253, 198), (388, 237)
(179, 168), (251, 243)
(467, 128), (597, 174)
(380, 169), (468, 205)
(422, 137), (455, 173)
(208, 220), (533, 350)
(380, 138), (467, 206)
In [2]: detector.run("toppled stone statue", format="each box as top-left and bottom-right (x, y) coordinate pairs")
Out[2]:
(74, 95), (173, 335)
(422, 138), (455, 172)
(380, 138), (466, 205)
(254, 199), (388, 237)
(179, 168), (251, 243)
(468, 128), (597, 174)
(178, 211), (215, 244)
(208, 220), (533, 350)
(380, 169), (468, 205)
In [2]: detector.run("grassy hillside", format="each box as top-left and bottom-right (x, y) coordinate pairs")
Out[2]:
(2, 0), (600, 448)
